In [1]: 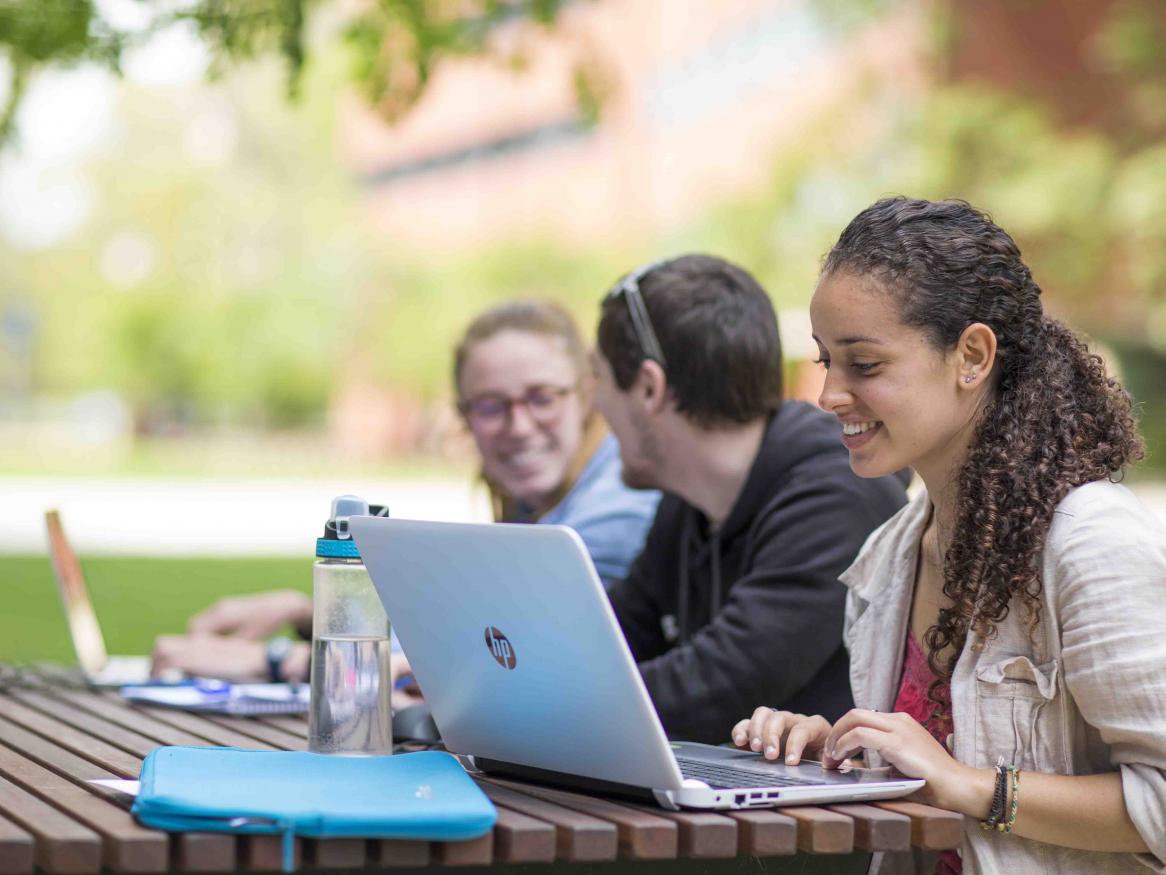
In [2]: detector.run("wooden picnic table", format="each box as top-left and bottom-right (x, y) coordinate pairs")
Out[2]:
(0, 664), (963, 873)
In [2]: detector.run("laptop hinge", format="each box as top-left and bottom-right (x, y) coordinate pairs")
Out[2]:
(469, 756), (666, 804)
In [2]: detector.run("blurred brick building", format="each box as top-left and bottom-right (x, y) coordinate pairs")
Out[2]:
(330, 0), (927, 456)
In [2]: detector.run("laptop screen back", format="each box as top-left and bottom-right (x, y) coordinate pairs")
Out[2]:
(45, 510), (109, 675)
(350, 516), (684, 792)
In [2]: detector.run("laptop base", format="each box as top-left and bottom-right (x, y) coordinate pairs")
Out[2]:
(469, 756), (664, 805)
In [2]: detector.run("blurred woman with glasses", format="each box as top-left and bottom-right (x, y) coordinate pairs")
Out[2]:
(151, 300), (659, 683)
(454, 300), (661, 588)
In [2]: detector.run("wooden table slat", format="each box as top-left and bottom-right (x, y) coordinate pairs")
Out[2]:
(479, 802), (557, 864)
(84, 693), (280, 752)
(0, 773), (102, 875)
(782, 806), (855, 854)
(0, 741), (167, 873)
(170, 833), (238, 874)
(9, 692), (173, 760)
(725, 809), (798, 857)
(167, 836), (240, 875)
(368, 839), (433, 868)
(254, 716), (308, 738)
(47, 691), (218, 749)
(827, 803), (911, 851)
(0, 805), (37, 874)
(306, 837), (366, 868)
(0, 702), (241, 874)
(199, 714), (306, 751)
(483, 777), (677, 860)
(0, 714), (140, 809)
(621, 804), (738, 859)
(874, 800), (964, 849)
(473, 780), (617, 862)
(431, 832), (493, 867)
(242, 835), (301, 872)
(0, 696), (142, 779)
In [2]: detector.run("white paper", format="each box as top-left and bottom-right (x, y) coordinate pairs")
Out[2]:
(120, 682), (309, 713)
(89, 779), (141, 796)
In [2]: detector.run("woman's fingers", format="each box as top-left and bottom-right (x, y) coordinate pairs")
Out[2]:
(822, 709), (912, 768)
(729, 709), (835, 762)
(761, 711), (794, 758)
(783, 715), (830, 765)
(731, 719), (752, 747)
(823, 709), (898, 759)
(826, 726), (890, 766)
(732, 709), (837, 763)
(743, 706), (777, 751)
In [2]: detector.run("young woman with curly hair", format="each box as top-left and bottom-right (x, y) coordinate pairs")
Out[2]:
(731, 197), (1166, 873)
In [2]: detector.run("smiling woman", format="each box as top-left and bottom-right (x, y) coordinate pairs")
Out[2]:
(735, 197), (1166, 874)
(150, 301), (661, 684)
(453, 300), (661, 589)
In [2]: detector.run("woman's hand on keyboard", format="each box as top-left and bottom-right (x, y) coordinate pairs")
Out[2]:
(731, 708), (833, 766)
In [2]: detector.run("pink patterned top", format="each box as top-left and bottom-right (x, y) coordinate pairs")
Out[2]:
(892, 632), (961, 875)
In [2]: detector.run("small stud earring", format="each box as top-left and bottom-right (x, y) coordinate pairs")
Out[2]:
(964, 374), (976, 384)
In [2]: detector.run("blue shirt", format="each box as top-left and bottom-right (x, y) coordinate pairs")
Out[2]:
(536, 435), (661, 589)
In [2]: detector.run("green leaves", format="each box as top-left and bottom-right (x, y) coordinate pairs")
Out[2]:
(0, 0), (580, 146)
(0, 0), (123, 143)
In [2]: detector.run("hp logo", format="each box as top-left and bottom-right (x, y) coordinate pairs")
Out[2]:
(484, 626), (517, 670)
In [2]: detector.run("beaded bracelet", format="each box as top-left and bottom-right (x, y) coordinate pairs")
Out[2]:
(999, 765), (1020, 833)
(979, 760), (1009, 831)
(980, 760), (1021, 833)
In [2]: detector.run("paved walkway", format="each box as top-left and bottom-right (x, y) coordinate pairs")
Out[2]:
(0, 477), (491, 556)
(3, 477), (1165, 557)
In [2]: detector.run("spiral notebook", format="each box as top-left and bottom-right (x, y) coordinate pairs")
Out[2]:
(121, 682), (310, 715)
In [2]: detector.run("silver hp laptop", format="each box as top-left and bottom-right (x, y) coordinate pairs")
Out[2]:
(350, 517), (923, 810)
(45, 510), (160, 687)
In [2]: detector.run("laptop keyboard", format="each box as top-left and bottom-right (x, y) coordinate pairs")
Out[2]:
(676, 757), (821, 789)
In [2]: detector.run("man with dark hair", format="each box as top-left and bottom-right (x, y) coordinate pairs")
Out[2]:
(593, 254), (908, 744)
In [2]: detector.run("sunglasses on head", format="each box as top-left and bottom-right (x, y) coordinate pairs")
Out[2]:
(605, 259), (670, 370)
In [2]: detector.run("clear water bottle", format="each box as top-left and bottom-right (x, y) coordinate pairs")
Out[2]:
(308, 495), (392, 755)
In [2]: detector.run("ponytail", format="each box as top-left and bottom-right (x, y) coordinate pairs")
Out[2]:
(824, 198), (1144, 711)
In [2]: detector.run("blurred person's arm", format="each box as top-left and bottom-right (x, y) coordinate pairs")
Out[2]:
(390, 654), (424, 710)
(151, 635), (310, 682)
(187, 590), (312, 639)
(561, 488), (661, 589)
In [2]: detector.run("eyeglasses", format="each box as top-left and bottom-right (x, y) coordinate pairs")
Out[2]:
(605, 258), (669, 370)
(459, 384), (576, 435)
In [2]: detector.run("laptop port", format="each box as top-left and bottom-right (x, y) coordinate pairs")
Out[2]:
(734, 794), (746, 805)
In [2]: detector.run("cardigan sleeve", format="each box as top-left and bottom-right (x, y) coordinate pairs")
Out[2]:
(1051, 484), (1166, 868)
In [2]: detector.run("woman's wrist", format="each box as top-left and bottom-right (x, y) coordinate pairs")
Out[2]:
(280, 642), (312, 683)
(938, 763), (997, 817)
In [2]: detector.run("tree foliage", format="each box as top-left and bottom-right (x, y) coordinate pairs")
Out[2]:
(0, 0), (577, 147)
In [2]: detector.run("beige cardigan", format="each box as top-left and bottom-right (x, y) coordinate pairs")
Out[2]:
(841, 480), (1166, 874)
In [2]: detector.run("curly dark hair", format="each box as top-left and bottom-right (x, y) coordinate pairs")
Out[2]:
(823, 197), (1145, 711)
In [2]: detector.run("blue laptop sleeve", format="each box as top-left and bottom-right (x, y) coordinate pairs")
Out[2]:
(132, 747), (496, 871)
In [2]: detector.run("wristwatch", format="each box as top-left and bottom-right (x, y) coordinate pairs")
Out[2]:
(265, 636), (294, 682)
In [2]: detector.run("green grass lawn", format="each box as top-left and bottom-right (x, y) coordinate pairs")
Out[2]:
(1, 553), (311, 664)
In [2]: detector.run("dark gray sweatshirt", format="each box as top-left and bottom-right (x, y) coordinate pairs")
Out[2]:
(608, 400), (909, 744)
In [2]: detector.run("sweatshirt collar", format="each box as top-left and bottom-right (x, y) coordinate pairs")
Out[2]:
(714, 402), (815, 541)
